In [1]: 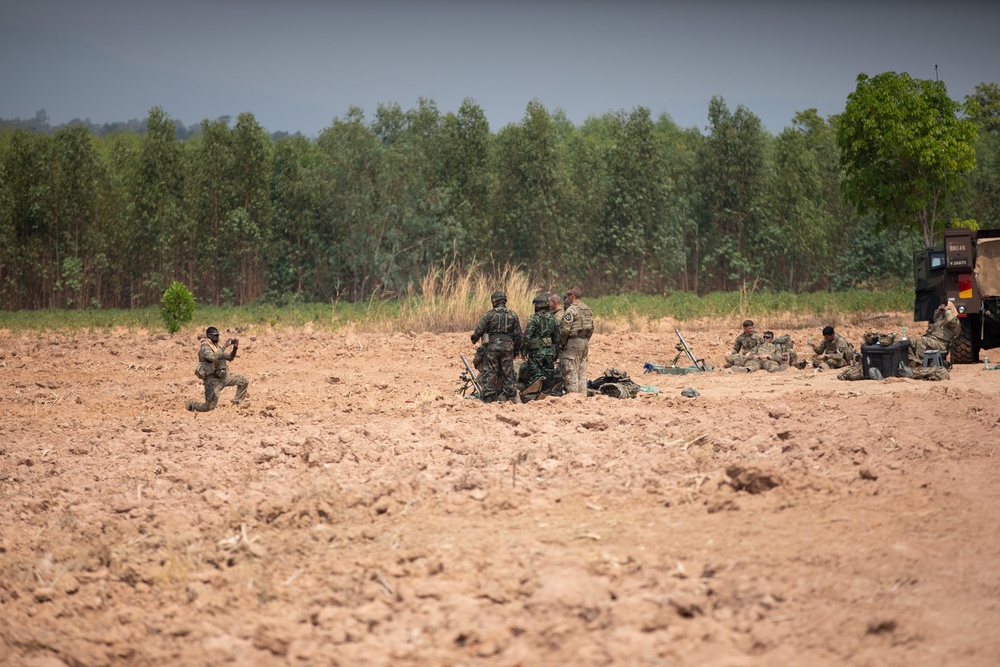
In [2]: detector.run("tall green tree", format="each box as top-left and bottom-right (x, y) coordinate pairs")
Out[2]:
(837, 72), (978, 247)
(268, 134), (320, 300)
(696, 97), (769, 293)
(439, 99), (493, 257)
(130, 107), (187, 306)
(601, 107), (677, 290)
(228, 112), (271, 303)
(766, 111), (840, 291)
(493, 100), (563, 279)
(315, 107), (381, 300)
(965, 82), (1000, 227)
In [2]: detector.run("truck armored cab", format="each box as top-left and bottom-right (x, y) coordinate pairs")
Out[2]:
(914, 227), (1000, 363)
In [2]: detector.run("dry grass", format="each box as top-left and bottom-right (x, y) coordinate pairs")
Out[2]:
(377, 259), (540, 334)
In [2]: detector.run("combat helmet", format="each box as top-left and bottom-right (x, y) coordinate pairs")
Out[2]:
(532, 295), (549, 311)
(491, 290), (507, 305)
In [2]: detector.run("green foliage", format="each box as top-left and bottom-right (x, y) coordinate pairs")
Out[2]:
(837, 72), (978, 247)
(2, 87), (998, 314)
(160, 281), (195, 333)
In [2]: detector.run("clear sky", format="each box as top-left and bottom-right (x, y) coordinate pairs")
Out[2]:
(2, 0), (997, 136)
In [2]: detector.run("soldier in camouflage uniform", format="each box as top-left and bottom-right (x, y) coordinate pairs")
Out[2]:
(560, 286), (595, 395)
(547, 293), (566, 390)
(810, 325), (854, 370)
(520, 295), (560, 387)
(744, 331), (783, 372)
(907, 302), (961, 368)
(471, 291), (523, 403)
(773, 334), (798, 368)
(725, 320), (764, 368)
(186, 326), (250, 412)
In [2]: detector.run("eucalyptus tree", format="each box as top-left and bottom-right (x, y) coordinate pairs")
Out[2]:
(492, 100), (563, 279)
(189, 117), (237, 303)
(654, 115), (703, 292)
(0, 130), (53, 308)
(268, 133), (321, 300)
(438, 99), (493, 258)
(50, 124), (103, 307)
(837, 72), (977, 247)
(227, 112), (272, 303)
(601, 107), (678, 291)
(369, 98), (455, 293)
(696, 97), (769, 293)
(315, 107), (382, 300)
(965, 82), (1000, 226)
(559, 114), (613, 288)
(767, 111), (838, 291)
(130, 107), (187, 306)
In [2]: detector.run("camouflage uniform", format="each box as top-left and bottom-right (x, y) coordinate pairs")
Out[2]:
(744, 341), (782, 373)
(810, 334), (854, 369)
(725, 332), (764, 367)
(560, 297), (594, 394)
(907, 305), (961, 366)
(773, 335), (797, 367)
(550, 301), (565, 382)
(189, 339), (249, 412)
(471, 301), (523, 402)
(522, 309), (560, 387)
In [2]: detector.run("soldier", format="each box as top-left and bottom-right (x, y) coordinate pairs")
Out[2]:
(521, 294), (560, 388)
(186, 326), (249, 412)
(907, 302), (961, 368)
(810, 325), (854, 369)
(471, 291), (523, 403)
(725, 320), (764, 368)
(744, 331), (783, 372)
(772, 334), (799, 368)
(559, 286), (594, 394)
(548, 292), (564, 321)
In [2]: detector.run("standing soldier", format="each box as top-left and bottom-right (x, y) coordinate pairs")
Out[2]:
(810, 325), (855, 369)
(725, 320), (763, 368)
(521, 294), (560, 389)
(559, 286), (594, 394)
(471, 291), (523, 403)
(187, 326), (250, 412)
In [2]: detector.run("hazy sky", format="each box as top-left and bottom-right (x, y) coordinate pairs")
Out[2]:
(2, 0), (998, 135)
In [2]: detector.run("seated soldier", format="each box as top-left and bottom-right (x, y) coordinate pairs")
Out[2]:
(907, 302), (960, 368)
(810, 325), (854, 370)
(744, 331), (783, 373)
(725, 319), (763, 368)
(772, 334), (799, 368)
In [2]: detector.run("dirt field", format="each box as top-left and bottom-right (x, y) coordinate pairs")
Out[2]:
(2, 317), (999, 667)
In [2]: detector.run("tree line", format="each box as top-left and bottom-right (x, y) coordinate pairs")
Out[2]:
(1, 80), (998, 311)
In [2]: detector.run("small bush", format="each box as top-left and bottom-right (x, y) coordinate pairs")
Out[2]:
(161, 282), (196, 333)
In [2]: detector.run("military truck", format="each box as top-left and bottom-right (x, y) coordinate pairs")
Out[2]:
(914, 227), (1000, 363)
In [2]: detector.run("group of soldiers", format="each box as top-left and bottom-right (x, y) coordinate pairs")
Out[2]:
(723, 301), (961, 381)
(182, 294), (965, 412)
(469, 287), (594, 403)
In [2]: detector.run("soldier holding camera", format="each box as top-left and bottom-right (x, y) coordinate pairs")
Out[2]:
(186, 326), (250, 412)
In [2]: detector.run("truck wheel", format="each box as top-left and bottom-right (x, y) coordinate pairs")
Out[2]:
(950, 320), (977, 364)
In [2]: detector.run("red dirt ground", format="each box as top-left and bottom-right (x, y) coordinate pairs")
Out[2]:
(2, 317), (999, 667)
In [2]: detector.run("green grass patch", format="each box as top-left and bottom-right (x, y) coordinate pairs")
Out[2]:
(590, 284), (911, 322)
(1, 283), (913, 334)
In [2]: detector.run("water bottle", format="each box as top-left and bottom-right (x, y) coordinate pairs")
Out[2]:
(901, 326), (907, 341)
(985, 356), (990, 370)
(639, 385), (659, 396)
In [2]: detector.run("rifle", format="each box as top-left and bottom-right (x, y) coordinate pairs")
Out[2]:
(675, 329), (707, 372)
(461, 354), (483, 397)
